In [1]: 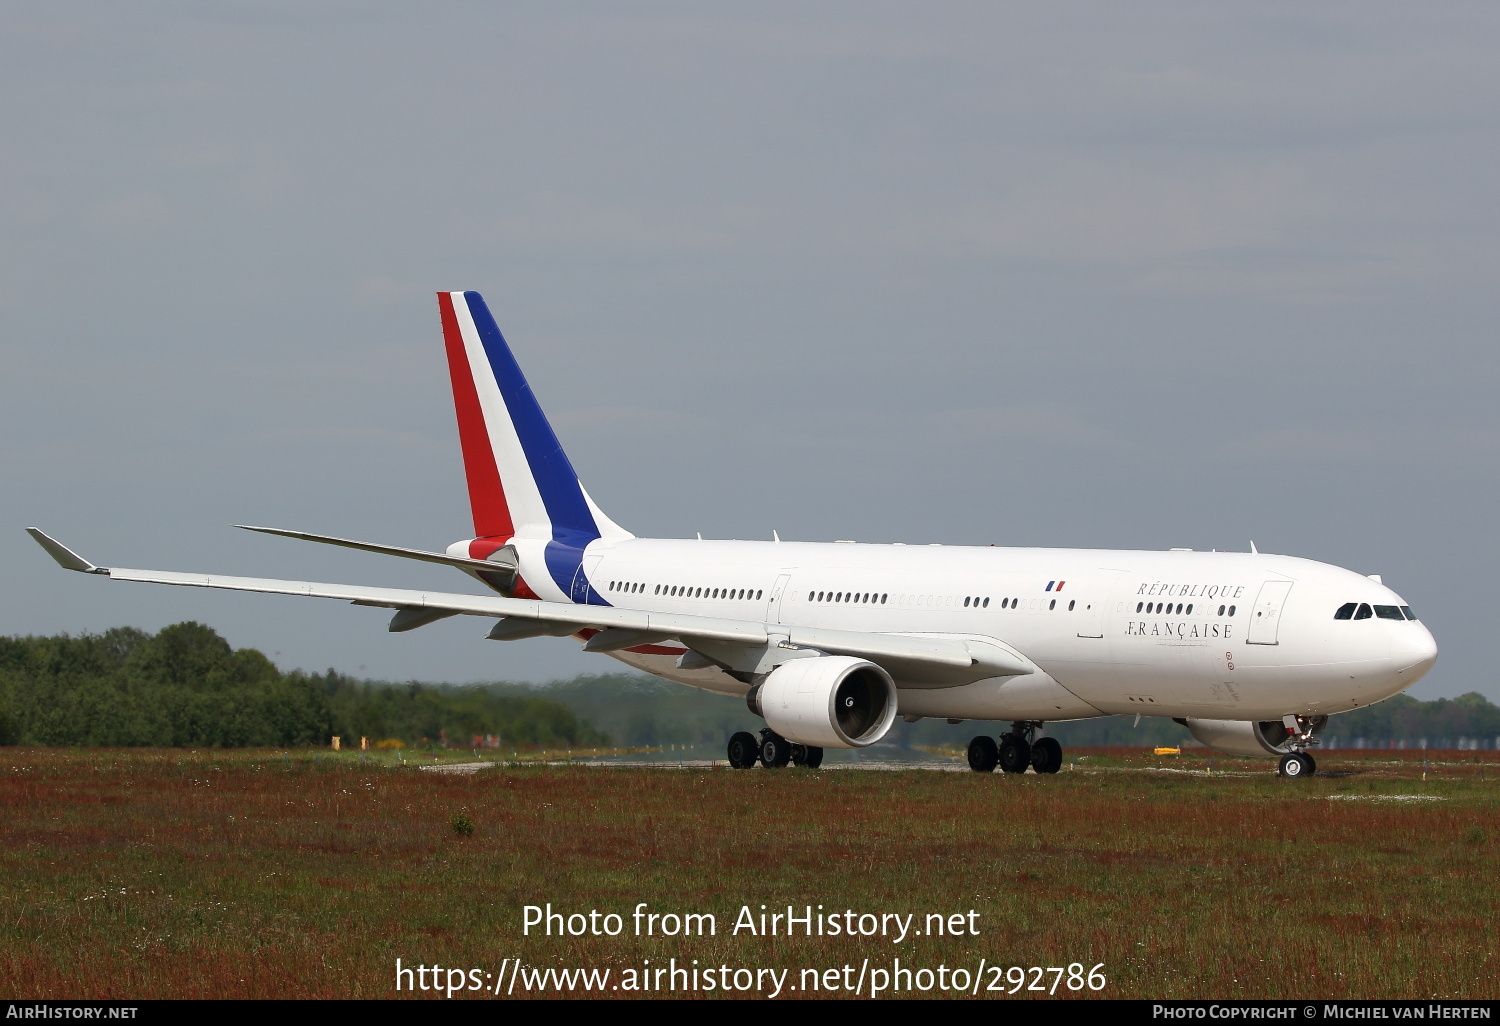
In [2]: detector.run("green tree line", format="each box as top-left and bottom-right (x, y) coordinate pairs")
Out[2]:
(0, 624), (602, 748)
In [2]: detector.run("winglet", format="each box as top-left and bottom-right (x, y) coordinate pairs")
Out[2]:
(26, 528), (108, 574)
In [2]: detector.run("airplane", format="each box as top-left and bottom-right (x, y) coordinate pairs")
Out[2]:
(27, 291), (1438, 778)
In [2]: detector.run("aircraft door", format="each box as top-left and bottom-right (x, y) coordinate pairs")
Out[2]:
(1076, 570), (1123, 639)
(766, 573), (793, 623)
(1076, 600), (1104, 638)
(1246, 581), (1293, 645)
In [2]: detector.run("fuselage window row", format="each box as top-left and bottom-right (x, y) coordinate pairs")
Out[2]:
(1135, 601), (1202, 615)
(1333, 602), (1417, 621)
(634, 585), (765, 600)
(808, 591), (890, 604)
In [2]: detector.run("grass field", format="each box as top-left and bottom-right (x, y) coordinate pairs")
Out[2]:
(1, 745), (1496, 1000)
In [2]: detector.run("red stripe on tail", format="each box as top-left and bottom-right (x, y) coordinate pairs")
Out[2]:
(438, 293), (514, 539)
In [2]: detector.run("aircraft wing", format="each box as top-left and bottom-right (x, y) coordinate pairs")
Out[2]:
(26, 528), (1034, 685)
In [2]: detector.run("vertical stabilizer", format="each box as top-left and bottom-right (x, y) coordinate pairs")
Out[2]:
(438, 291), (631, 602)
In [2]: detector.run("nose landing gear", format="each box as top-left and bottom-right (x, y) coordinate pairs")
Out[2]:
(1276, 714), (1328, 778)
(1278, 751), (1317, 778)
(968, 722), (1062, 774)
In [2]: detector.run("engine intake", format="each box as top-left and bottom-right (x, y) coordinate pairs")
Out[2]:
(746, 656), (897, 749)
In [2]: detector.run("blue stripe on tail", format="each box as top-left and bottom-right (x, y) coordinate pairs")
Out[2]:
(463, 292), (607, 605)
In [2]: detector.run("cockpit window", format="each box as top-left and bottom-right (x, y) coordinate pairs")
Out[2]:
(1374, 605), (1404, 621)
(1353, 603), (1373, 620)
(1402, 605), (1418, 621)
(1334, 602), (1357, 620)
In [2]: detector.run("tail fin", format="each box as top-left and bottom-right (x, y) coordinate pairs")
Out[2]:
(438, 290), (631, 554)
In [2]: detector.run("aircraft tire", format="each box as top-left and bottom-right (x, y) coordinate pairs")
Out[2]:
(967, 735), (998, 773)
(1278, 752), (1315, 778)
(727, 731), (759, 769)
(792, 745), (824, 769)
(1030, 736), (1063, 774)
(998, 734), (1031, 774)
(760, 732), (792, 769)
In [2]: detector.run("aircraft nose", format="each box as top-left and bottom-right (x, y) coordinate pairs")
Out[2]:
(1390, 623), (1438, 679)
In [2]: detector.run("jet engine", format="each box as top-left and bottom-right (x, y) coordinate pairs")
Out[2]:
(745, 656), (897, 749)
(1179, 718), (1297, 757)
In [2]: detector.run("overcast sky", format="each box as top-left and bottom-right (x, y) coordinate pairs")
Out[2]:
(3, 2), (1497, 702)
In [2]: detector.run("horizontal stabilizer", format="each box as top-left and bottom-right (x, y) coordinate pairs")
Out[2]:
(25, 529), (106, 574)
(236, 525), (517, 574)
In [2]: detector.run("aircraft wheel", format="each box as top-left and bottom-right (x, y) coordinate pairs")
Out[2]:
(967, 735), (998, 773)
(1278, 752), (1315, 778)
(727, 731), (759, 769)
(760, 732), (792, 769)
(998, 734), (1031, 774)
(792, 744), (824, 769)
(1030, 736), (1063, 774)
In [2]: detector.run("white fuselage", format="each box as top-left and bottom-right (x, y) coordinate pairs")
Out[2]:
(547, 538), (1435, 725)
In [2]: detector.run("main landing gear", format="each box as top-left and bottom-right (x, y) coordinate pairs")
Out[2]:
(727, 729), (823, 769)
(968, 722), (1063, 774)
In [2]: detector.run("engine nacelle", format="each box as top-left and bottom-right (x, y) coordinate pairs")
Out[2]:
(1181, 718), (1296, 758)
(746, 656), (898, 749)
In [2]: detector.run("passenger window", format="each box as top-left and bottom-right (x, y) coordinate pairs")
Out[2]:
(1353, 603), (1372, 620)
(1068, 600), (1075, 611)
(981, 597), (988, 608)
(1402, 605), (1418, 621)
(1136, 602), (1143, 613)
(1374, 605), (1404, 620)
(1227, 605), (1236, 616)
(882, 594), (888, 604)
(1185, 604), (1193, 614)
(1334, 602), (1356, 620)
(1217, 605), (1225, 616)
(1049, 599), (1056, 610)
